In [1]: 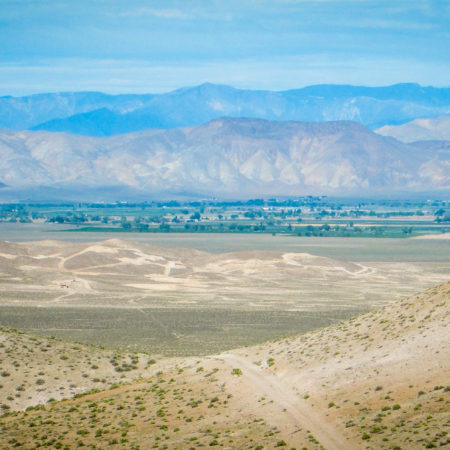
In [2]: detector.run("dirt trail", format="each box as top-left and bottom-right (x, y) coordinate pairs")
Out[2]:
(218, 354), (354, 450)
(51, 291), (74, 304)
(164, 261), (177, 276)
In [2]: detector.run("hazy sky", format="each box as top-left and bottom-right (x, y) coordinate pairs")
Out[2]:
(1, 0), (449, 95)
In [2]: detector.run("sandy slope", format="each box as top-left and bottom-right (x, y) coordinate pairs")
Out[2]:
(0, 326), (176, 411)
(218, 353), (352, 449)
(222, 282), (450, 448)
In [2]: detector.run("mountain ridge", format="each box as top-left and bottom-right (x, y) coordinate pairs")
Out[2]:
(1, 83), (449, 136)
(0, 117), (448, 199)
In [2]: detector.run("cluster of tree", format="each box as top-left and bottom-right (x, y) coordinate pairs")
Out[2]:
(434, 209), (450, 223)
(297, 224), (388, 237)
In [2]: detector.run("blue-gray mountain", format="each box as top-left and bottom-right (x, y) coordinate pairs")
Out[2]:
(1, 83), (449, 137)
(0, 118), (448, 200)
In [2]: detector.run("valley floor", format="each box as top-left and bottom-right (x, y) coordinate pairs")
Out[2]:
(0, 238), (448, 355)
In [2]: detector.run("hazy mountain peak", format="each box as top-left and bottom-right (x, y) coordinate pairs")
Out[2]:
(0, 83), (448, 136)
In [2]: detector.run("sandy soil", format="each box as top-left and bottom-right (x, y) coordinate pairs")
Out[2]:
(411, 232), (450, 239)
(221, 282), (450, 449)
(0, 239), (448, 313)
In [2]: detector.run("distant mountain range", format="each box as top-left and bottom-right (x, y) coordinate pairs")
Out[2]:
(376, 116), (450, 143)
(1, 83), (449, 137)
(0, 118), (448, 200)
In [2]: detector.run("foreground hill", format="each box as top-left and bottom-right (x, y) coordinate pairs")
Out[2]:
(1, 83), (449, 136)
(1, 118), (449, 198)
(0, 327), (167, 411)
(1, 283), (448, 449)
(225, 282), (450, 449)
(376, 116), (450, 142)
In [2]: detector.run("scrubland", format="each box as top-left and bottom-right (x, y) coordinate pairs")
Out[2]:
(0, 238), (448, 355)
(0, 281), (448, 449)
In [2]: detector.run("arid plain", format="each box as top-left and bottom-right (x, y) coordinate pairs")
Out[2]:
(0, 236), (449, 449)
(0, 237), (449, 353)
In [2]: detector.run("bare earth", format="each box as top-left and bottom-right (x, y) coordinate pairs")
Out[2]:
(411, 232), (450, 239)
(0, 239), (448, 311)
(216, 282), (450, 449)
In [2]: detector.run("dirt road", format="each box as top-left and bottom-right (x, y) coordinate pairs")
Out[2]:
(218, 353), (355, 450)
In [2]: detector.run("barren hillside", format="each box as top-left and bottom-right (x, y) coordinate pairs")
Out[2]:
(1, 118), (449, 198)
(222, 282), (450, 448)
(0, 327), (168, 411)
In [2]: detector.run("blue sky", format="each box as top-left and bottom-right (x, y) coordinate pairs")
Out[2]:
(0, 0), (449, 95)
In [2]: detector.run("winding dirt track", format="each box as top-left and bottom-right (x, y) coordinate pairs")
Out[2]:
(218, 354), (355, 450)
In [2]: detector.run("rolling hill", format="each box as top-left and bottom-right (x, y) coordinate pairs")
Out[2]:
(0, 238), (448, 356)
